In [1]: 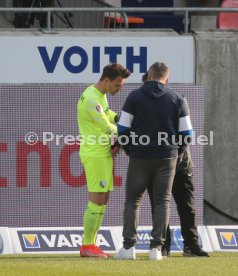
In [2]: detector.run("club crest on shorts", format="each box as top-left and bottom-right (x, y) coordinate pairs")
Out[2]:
(99, 180), (106, 188)
(96, 104), (103, 113)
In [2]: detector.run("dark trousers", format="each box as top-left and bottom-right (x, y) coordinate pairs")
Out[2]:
(123, 157), (177, 249)
(148, 167), (199, 249)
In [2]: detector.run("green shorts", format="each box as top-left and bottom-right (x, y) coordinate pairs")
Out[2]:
(80, 155), (114, 192)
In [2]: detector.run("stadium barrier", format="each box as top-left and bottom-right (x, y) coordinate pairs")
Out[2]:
(0, 7), (238, 33)
(9, 226), (213, 254)
(207, 226), (238, 251)
(0, 227), (13, 254)
(0, 225), (237, 255)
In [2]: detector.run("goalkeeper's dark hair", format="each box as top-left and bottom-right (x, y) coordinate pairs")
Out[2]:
(100, 63), (131, 81)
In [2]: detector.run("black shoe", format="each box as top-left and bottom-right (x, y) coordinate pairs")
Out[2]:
(161, 247), (170, 257)
(183, 243), (209, 257)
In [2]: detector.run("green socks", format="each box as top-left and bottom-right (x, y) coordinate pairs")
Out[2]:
(83, 201), (106, 245)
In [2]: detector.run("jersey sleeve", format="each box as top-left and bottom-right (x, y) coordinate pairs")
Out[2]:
(108, 109), (118, 124)
(87, 98), (117, 135)
(117, 93), (135, 135)
(178, 97), (193, 136)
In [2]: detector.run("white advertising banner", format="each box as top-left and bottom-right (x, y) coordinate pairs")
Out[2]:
(133, 226), (213, 253)
(0, 32), (194, 84)
(197, 226), (213, 253)
(207, 226), (238, 251)
(9, 227), (119, 254)
(8, 225), (213, 254)
(0, 227), (13, 254)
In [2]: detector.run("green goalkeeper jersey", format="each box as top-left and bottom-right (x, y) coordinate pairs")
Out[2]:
(77, 85), (117, 157)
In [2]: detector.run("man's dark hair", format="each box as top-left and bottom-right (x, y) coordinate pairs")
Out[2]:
(100, 64), (131, 81)
(148, 62), (168, 80)
(142, 71), (148, 82)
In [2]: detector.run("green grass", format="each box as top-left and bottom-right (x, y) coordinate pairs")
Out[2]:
(1, 253), (238, 276)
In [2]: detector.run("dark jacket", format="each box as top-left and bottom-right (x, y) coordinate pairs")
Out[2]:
(117, 81), (192, 159)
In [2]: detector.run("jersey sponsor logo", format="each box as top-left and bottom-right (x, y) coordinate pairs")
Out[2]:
(96, 104), (103, 114)
(99, 180), (106, 188)
(216, 229), (238, 249)
(18, 230), (115, 252)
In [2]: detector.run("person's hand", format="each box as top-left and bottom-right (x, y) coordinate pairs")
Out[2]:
(111, 140), (121, 157)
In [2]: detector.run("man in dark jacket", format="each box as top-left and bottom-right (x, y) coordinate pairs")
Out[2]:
(142, 73), (209, 257)
(115, 62), (193, 260)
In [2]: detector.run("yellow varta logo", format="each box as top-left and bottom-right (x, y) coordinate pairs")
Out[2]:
(22, 234), (40, 249)
(220, 232), (237, 246)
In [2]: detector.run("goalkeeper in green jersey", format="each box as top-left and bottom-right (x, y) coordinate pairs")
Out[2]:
(77, 64), (130, 258)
